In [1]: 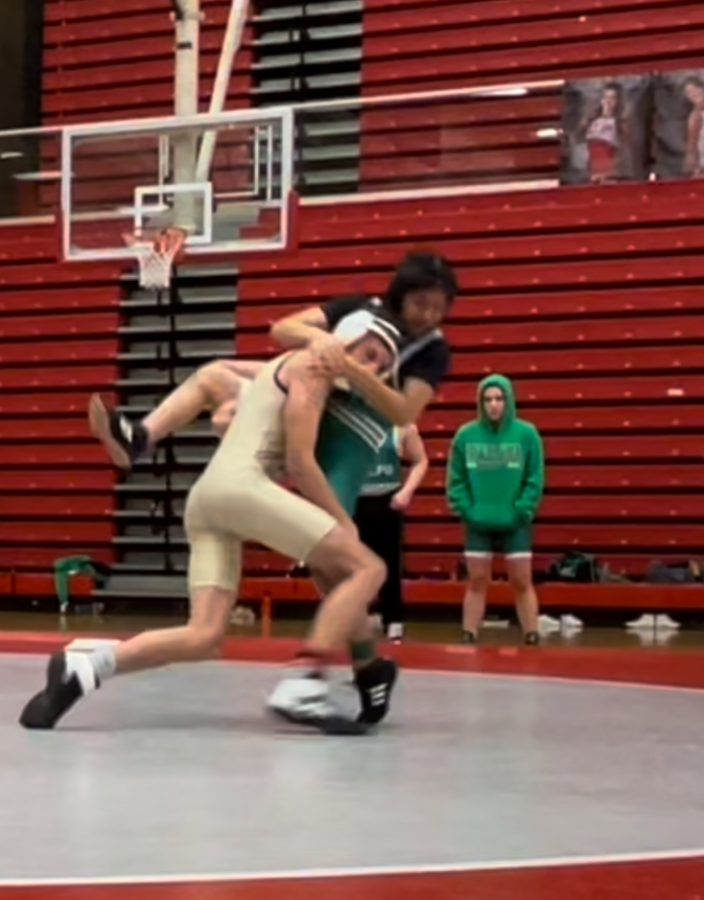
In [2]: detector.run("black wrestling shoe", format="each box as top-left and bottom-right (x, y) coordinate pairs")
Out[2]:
(355, 657), (398, 725)
(523, 631), (540, 646)
(19, 651), (95, 730)
(462, 630), (478, 644)
(88, 394), (149, 470)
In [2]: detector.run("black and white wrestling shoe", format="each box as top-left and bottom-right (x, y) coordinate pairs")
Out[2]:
(88, 394), (149, 470)
(19, 650), (98, 730)
(354, 657), (398, 725)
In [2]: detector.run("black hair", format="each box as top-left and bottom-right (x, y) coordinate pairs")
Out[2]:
(596, 82), (624, 118)
(385, 251), (458, 314)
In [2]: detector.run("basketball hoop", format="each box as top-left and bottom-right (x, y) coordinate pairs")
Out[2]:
(123, 227), (188, 290)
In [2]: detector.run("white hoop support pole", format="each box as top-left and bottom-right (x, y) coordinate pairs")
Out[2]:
(173, 0), (200, 125)
(173, 0), (201, 228)
(195, 0), (249, 184)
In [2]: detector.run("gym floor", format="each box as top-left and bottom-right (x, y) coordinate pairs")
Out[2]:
(1, 612), (703, 899)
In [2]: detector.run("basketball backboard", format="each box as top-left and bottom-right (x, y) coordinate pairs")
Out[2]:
(61, 107), (294, 261)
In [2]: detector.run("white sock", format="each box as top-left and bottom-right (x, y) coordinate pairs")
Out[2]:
(90, 645), (118, 682)
(64, 645), (117, 693)
(64, 652), (99, 694)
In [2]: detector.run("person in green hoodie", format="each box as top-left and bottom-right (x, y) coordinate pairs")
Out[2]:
(446, 374), (544, 645)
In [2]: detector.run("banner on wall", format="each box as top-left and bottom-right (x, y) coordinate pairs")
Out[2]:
(653, 70), (704, 179)
(560, 76), (652, 185)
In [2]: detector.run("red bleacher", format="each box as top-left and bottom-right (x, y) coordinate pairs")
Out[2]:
(2, 0), (702, 609)
(42, 0), (252, 122)
(0, 221), (122, 598)
(357, 0), (704, 185)
(237, 179), (704, 609)
(362, 0), (704, 94)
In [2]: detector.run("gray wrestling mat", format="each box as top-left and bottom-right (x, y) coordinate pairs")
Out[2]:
(2, 655), (703, 881)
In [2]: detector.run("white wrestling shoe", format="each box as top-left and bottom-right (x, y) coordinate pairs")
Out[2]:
(267, 671), (368, 735)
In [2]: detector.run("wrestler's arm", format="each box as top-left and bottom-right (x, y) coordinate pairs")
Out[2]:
(392, 424), (429, 510)
(339, 362), (435, 427)
(342, 334), (449, 426)
(270, 305), (329, 348)
(270, 305), (348, 373)
(284, 363), (356, 530)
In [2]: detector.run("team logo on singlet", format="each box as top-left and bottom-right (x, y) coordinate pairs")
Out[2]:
(325, 392), (389, 451)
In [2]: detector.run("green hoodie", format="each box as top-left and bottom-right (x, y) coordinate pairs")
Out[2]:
(446, 374), (544, 532)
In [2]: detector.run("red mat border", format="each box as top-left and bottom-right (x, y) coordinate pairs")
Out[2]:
(3, 630), (704, 689)
(2, 856), (704, 899)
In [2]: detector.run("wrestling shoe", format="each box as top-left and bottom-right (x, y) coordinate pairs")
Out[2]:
(88, 394), (149, 470)
(19, 650), (98, 730)
(267, 671), (368, 735)
(355, 657), (398, 725)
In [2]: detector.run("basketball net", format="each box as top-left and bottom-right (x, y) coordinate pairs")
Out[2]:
(123, 226), (188, 290)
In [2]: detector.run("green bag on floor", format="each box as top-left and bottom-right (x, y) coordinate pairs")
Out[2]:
(53, 556), (109, 615)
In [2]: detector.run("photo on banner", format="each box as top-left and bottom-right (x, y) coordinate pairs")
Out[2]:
(652, 70), (704, 179)
(560, 76), (652, 185)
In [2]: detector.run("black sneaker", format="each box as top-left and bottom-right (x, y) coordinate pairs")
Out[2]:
(524, 631), (540, 646)
(462, 630), (478, 644)
(88, 394), (149, 470)
(19, 651), (94, 730)
(355, 657), (398, 725)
